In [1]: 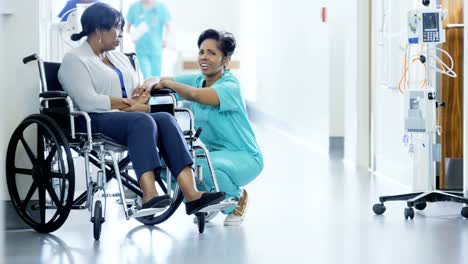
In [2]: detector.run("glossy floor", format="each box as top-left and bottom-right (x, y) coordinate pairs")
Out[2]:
(3, 122), (468, 264)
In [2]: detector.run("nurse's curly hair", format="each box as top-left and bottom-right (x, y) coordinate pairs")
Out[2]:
(70, 3), (125, 41)
(197, 29), (236, 57)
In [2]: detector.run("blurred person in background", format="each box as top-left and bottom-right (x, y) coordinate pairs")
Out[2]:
(126, 0), (171, 79)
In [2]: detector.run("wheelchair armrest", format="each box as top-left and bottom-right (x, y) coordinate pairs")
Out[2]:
(39, 91), (68, 99)
(71, 111), (93, 145)
(150, 88), (175, 96)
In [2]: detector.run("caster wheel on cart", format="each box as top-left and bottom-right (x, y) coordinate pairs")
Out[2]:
(6, 114), (75, 233)
(196, 212), (206, 234)
(404, 207), (415, 220)
(372, 203), (386, 215)
(93, 200), (104, 240)
(415, 202), (427, 211)
(461, 207), (468, 219)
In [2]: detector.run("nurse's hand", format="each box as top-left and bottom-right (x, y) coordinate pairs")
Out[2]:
(141, 77), (160, 91)
(152, 80), (167, 90)
(132, 83), (153, 97)
(152, 83), (162, 90)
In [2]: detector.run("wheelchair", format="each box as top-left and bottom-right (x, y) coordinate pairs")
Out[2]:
(6, 53), (237, 240)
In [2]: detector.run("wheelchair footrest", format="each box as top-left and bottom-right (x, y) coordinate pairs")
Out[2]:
(116, 198), (137, 205)
(198, 198), (238, 213)
(128, 207), (166, 218)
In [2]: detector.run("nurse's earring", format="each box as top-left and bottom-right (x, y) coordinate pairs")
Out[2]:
(223, 57), (230, 69)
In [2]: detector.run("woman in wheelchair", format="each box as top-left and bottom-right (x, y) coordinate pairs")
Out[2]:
(136, 29), (263, 226)
(57, 3), (225, 214)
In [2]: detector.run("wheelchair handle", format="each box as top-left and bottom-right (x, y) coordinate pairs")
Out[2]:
(194, 127), (203, 139)
(150, 88), (175, 96)
(23, 54), (38, 64)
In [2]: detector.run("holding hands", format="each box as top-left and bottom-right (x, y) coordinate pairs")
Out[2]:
(123, 77), (173, 113)
(122, 102), (149, 112)
(122, 93), (149, 112)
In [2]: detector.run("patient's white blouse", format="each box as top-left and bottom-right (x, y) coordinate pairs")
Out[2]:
(58, 41), (139, 112)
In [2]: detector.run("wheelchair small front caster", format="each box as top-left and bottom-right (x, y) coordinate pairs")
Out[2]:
(196, 212), (206, 234)
(415, 202), (427, 211)
(461, 207), (468, 219)
(372, 203), (386, 215)
(404, 207), (415, 220)
(93, 200), (104, 240)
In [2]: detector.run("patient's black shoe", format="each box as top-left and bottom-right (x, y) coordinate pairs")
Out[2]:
(185, 192), (226, 215)
(142, 195), (172, 209)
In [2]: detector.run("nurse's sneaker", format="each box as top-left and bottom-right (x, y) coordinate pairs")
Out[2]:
(224, 189), (248, 226)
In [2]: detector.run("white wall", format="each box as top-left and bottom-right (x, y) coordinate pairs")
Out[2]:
(163, 0), (241, 56)
(328, 1), (345, 138)
(343, 0), (371, 168)
(0, 3), (6, 258)
(343, 0), (358, 163)
(242, 0), (330, 147)
(372, 0), (410, 186)
(0, 0), (41, 200)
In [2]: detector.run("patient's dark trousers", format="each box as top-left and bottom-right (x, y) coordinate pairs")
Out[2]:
(77, 111), (193, 182)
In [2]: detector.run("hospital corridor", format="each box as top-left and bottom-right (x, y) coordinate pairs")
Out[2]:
(1, 0), (468, 264)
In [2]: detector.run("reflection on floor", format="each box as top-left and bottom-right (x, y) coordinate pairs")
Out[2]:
(4, 121), (468, 264)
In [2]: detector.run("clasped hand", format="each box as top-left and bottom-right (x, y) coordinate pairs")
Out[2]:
(124, 78), (166, 112)
(132, 77), (167, 98)
(122, 85), (150, 112)
(132, 77), (159, 97)
(121, 97), (148, 112)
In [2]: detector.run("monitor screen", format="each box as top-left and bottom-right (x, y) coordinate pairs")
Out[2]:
(423, 13), (439, 31)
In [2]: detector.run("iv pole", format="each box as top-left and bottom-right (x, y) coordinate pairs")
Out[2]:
(372, 0), (468, 219)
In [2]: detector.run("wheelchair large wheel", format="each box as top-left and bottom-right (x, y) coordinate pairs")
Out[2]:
(6, 114), (75, 233)
(136, 180), (184, 226)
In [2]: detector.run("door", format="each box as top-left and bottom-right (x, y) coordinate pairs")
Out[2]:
(440, 0), (464, 189)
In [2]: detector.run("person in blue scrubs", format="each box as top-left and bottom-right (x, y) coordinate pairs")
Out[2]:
(135, 29), (263, 226)
(126, 0), (171, 79)
(58, 0), (99, 22)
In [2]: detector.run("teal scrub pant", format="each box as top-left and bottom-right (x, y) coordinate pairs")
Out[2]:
(160, 150), (263, 214)
(195, 150), (263, 214)
(137, 51), (162, 79)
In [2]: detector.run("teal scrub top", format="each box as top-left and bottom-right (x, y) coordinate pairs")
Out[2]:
(174, 70), (262, 159)
(126, 2), (171, 55)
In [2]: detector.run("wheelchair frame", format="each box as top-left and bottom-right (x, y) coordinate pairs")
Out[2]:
(6, 53), (236, 240)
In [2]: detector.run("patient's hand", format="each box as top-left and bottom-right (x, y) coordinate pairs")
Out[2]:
(133, 90), (150, 104)
(122, 98), (136, 106)
(122, 103), (149, 112)
(132, 87), (144, 98)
